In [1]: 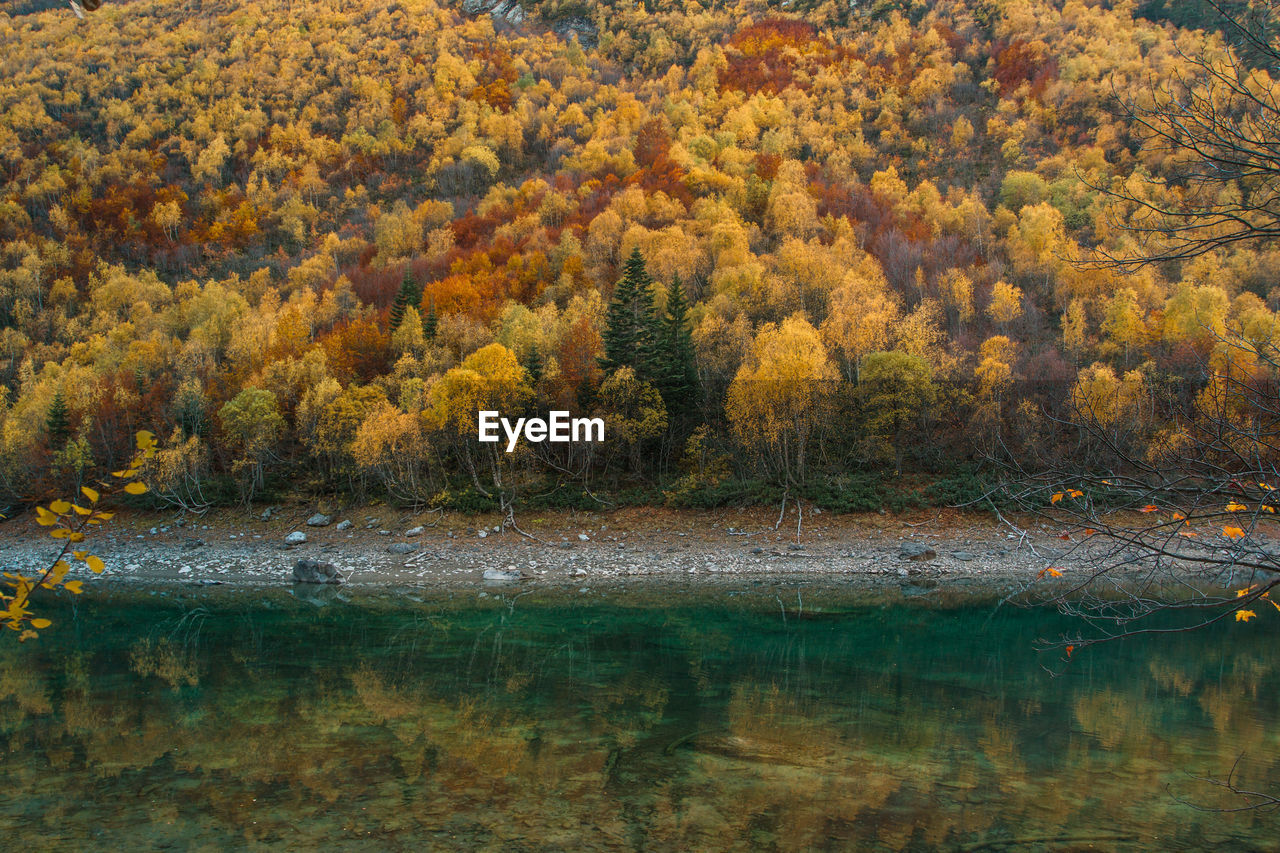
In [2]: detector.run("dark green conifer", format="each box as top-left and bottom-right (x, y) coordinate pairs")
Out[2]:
(655, 277), (699, 425)
(389, 269), (420, 332)
(600, 248), (658, 380)
(46, 390), (71, 446)
(422, 298), (438, 340)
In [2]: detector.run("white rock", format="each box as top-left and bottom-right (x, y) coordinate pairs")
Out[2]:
(336, 520), (353, 531)
(478, 530), (488, 538)
(307, 514), (332, 527)
(578, 533), (589, 541)
(406, 526), (424, 537)
(284, 531), (307, 545)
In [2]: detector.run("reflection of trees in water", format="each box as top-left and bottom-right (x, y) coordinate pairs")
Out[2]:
(0, 593), (1275, 848)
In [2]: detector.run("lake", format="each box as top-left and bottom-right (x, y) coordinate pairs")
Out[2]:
(0, 581), (1275, 851)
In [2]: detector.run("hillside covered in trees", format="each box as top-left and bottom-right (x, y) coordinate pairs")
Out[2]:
(1, 0), (1277, 513)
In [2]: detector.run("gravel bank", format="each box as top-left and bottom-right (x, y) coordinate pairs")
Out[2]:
(0, 505), (1093, 592)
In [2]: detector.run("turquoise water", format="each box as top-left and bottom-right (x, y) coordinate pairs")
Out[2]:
(0, 582), (1276, 851)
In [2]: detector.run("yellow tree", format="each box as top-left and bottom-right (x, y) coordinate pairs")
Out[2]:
(986, 280), (1024, 330)
(820, 262), (902, 383)
(427, 343), (532, 512)
(726, 314), (836, 486)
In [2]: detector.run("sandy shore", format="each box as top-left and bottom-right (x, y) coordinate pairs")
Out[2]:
(0, 504), (1096, 592)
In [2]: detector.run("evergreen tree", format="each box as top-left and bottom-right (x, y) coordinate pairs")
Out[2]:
(601, 248), (658, 381)
(524, 345), (544, 384)
(422, 298), (438, 340)
(46, 390), (71, 446)
(655, 277), (700, 427)
(389, 269), (420, 332)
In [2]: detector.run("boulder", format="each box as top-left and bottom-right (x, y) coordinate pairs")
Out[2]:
(335, 519), (353, 531)
(307, 513), (332, 527)
(284, 531), (307, 546)
(292, 558), (344, 584)
(899, 542), (936, 561)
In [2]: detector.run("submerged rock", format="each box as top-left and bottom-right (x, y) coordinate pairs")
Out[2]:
(483, 568), (524, 582)
(292, 558), (344, 584)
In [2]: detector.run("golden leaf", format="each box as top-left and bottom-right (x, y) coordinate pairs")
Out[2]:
(1224, 525), (1246, 539)
(1236, 610), (1257, 622)
(1226, 501), (1248, 512)
(49, 499), (71, 515)
(1140, 504), (1158, 513)
(50, 529), (70, 539)
(72, 504), (91, 516)
(124, 482), (148, 495)
(35, 507), (56, 527)
(1238, 585), (1257, 598)
(63, 581), (83, 594)
(86, 556), (104, 574)
(136, 430), (156, 450)
(30, 618), (51, 629)
(81, 486), (99, 504)
(1051, 493), (1063, 504)
(1068, 489), (1083, 499)
(68, 531), (85, 543)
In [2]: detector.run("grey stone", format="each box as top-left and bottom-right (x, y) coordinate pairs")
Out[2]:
(751, 547), (764, 555)
(307, 513), (332, 527)
(899, 542), (936, 561)
(483, 568), (523, 581)
(284, 531), (307, 546)
(261, 507), (273, 521)
(387, 543), (417, 555)
(405, 526), (425, 537)
(292, 558), (344, 584)
(578, 533), (589, 541)
(335, 520), (353, 531)
(952, 551), (977, 561)
(182, 538), (205, 550)
(478, 530), (488, 538)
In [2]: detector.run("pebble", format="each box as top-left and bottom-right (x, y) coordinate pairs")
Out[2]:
(406, 526), (424, 537)
(336, 520), (353, 531)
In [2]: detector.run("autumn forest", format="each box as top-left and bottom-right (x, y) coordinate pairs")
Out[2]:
(1, 0), (1276, 513)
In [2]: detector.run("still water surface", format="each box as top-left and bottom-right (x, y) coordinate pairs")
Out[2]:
(0, 582), (1276, 851)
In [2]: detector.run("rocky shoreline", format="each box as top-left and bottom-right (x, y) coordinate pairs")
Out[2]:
(0, 505), (1097, 593)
